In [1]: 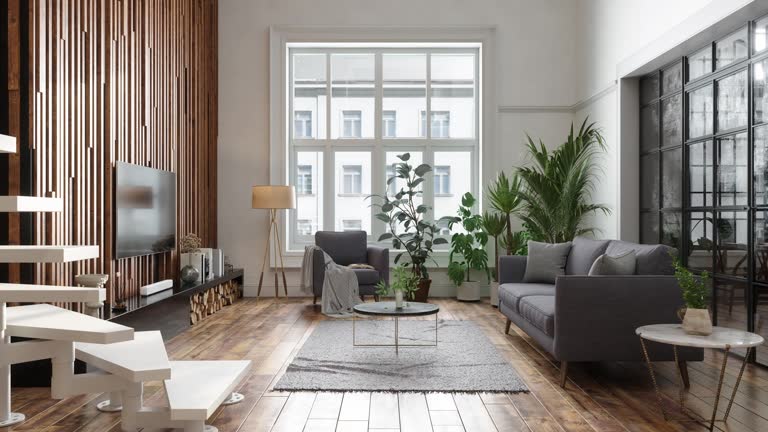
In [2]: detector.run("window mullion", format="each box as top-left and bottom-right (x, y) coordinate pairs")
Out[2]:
(426, 52), (432, 139)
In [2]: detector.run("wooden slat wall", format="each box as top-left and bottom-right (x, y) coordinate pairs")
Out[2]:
(11, 0), (218, 305)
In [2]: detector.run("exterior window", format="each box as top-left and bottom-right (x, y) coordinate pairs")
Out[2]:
(294, 111), (312, 138)
(434, 165), (451, 195)
(386, 164), (396, 196)
(342, 219), (362, 231)
(297, 219), (313, 236)
(297, 165), (313, 195)
(383, 111), (397, 138)
(420, 111), (450, 138)
(342, 111), (362, 138)
(342, 165), (362, 194)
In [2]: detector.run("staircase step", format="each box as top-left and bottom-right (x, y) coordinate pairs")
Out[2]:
(0, 245), (99, 263)
(0, 134), (15, 153)
(0, 196), (63, 212)
(7, 304), (133, 344)
(76, 331), (171, 382)
(0, 283), (104, 303)
(164, 360), (251, 421)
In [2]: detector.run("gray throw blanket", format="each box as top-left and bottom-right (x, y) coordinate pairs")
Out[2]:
(301, 245), (362, 317)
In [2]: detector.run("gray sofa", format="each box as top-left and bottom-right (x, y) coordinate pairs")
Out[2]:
(498, 237), (703, 388)
(312, 231), (389, 304)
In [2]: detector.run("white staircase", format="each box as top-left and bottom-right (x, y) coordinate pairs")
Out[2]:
(0, 149), (251, 431)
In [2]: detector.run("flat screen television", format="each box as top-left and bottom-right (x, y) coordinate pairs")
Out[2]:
(115, 162), (176, 259)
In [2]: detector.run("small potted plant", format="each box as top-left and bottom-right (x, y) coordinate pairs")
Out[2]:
(672, 256), (712, 335)
(442, 193), (490, 301)
(376, 266), (420, 309)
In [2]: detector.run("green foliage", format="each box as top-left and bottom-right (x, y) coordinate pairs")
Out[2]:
(515, 119), (610, 243)
(672, 256), (710, 310)
(487, 172), (523, 255)
(376, 266), (420, 300)
(481, 211), (506, 281)
(369, 153), (447, 280)
(500, 230), (531, 256)
(440, 193), (491, 286)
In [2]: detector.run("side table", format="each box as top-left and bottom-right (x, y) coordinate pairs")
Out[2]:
(636, 324), (764, 431)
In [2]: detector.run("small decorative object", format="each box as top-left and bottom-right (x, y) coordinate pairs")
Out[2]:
(111, 299), (127, 313)
(179, 233), (202, 254)
(224, 255), (234, 273)
(181, 265), (200, 284)
(441, 193), (490, 302)
(672, 256), (712, 335)
(376, 266), (420, 309)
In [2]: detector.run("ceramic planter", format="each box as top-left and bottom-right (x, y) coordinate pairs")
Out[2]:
(457, 281), (481, 302)
(395, 290), (404, 309)
(413, 279), (431, 303)
(490, 281), (499, 307)
(682, 308), (713, 336)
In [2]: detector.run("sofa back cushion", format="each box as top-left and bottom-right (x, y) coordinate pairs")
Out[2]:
(588, 251), (637, 275)
(605, 240), (676, 275)
(315, 231), (367, 266)
(566, 236), (610, 275)
(523, 241), (572, 284)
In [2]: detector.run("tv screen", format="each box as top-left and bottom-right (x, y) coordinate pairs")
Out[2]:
(115, 162), (176, 259)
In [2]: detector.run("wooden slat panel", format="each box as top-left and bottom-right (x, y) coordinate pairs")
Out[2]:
(3, 0), (218, 305)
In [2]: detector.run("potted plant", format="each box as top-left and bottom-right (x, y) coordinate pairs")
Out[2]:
(481, 211), (506, 307)
(369, 153), (447, 302)
(672, 257), (712, 335)
(487, 172), (523, 255)
(442, 193), (490, 301)
(376, 266), (420, 309)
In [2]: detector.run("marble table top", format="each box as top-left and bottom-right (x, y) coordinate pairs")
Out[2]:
(636, 324), (764, 349)
(353, 301), (439, 317)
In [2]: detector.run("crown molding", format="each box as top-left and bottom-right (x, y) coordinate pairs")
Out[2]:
(497, 81), (617, 114)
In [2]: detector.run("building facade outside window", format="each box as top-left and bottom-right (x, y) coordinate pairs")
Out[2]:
(296, 165), (313, 195)
(342, 165), (363, 194)
(342, 111), (362, 138)
(342, 219), (363, 231)
(294, 111), (312, 138)
(383, 111), (397, 138)
(434, 165), (451, 195)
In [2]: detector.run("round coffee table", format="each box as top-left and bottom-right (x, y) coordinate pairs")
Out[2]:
(352, 301), (439, 354)
(636, 324), (764, 431)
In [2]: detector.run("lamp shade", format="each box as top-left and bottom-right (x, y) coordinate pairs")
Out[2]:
(251, 185), (296, 209)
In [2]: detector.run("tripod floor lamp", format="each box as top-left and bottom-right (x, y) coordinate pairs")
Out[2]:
(252, 185), (296, 298)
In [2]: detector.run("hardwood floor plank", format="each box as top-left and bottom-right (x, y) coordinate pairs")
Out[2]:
(427, 393), (458, 411)
(236, 395), (287, 432)
(271, 392), (317, 432)
(335, 420), (368, 432)
(339, 392), (371, 422)
(432, 426), (465, 432)
(453, 393), (498, 432)
(485, 403), (529, 432)
(303, 418), (337, 432)
(398, 393), (431, 432)
(309, 392), (344, 419)
(430, 410), (463, 426)
(369, 392), (400, 430)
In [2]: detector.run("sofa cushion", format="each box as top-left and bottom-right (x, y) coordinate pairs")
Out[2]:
(352, 268), (380, 286)
(499, 283), (555, 313)
(605, 240), (676, 275)
(566, 236), (610, 275)
(518, 296), (555, 337)
(588, 251), (637, 275)
(315, 231), (367, 266)
(523, 241), (572, 284)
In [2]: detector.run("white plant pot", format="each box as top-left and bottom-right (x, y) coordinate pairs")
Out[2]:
(457, 281), (481, 302)
(395, 291), (404, 309)
(490, 281), (499, 308)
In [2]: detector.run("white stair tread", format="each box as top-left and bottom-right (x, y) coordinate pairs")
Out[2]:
(0, 245), (99, 263)
(0, 283), (104, 303)
(0, 134), (15, 153)
(165, 360), (251, 421)
(0, 196), (63, 212)
(76, 331), (171, 382)
(6, 304), (133, 344)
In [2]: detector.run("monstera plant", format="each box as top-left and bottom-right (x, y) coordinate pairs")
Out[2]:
(441, 193), (490, 301)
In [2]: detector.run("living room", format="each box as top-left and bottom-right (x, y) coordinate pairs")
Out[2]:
(1, 0), (767, 431)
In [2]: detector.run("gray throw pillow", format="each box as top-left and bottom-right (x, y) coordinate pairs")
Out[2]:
(588, 251), (636, 275)
(523, 241), (572, 284)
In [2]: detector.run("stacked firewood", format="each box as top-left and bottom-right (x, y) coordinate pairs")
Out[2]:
(189, 281), (242, 324)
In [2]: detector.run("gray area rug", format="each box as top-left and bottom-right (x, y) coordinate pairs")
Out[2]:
(274, 319), (529, 393)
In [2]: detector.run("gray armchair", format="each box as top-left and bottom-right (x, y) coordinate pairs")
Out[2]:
(312, 231), (389, 304)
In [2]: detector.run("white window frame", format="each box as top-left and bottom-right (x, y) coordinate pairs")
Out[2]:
(269, 27), (496, 266)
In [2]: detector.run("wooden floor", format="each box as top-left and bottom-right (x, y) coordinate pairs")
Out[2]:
(8, 298), (768, 432)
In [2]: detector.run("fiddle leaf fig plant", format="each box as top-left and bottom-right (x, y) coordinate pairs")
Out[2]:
(441, 193), (490, 286)
(368, 153), (448, 280)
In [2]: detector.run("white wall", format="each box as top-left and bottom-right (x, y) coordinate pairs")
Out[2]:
(218, 0), (580, 296)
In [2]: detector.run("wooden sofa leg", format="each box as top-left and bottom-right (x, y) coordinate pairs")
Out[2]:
(504, 319), (511, 335)
(313, 296), (317, 305)
(374, 295), (380, 302)
(559, 361), (569, 388)
(677, 360), (690, 389)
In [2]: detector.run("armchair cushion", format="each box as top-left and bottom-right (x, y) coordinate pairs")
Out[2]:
(352, 268), (380, 286)
(566, 236), (610, 275)
(315, 231), (367, 266)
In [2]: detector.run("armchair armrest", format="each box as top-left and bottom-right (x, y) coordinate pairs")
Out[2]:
(554, 275), (701, 362)
(498, 255), (527, 284)
(367, 246), (390, 284)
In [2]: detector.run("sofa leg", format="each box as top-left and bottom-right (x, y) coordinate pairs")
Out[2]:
(677, 360), (690, 389)
(374, 295), (380, 302)
(313, 296), (317, 305)
(559, 361), (569, 389)
(504, 319), (511, 335)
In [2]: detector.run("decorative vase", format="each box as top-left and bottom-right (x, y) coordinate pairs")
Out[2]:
(180, 265), (200, 284)
(413, 279), (431, 303)
(681, 308), (713, 336)
(395, 290), (404, 309)
(457, 281), (481, 302)
(490, 281), (500, 308)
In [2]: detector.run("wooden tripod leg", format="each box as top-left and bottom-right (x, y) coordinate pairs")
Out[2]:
(257, 211), (272, 298)
(273, 210), (289, 296)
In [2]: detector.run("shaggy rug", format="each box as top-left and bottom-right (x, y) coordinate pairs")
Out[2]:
(274, 319), (529, 393)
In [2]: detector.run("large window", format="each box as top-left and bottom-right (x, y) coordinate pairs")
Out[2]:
(288, 45), (480, 248)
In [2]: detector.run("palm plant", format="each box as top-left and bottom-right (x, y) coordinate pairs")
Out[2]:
(487, 172), (523, 254)
(481, 211), (506, 281)
(515, 119), (610, 243)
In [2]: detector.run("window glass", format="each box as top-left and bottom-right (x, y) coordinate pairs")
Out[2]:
(434, 151), (472, 232)
(294, 152), (323, 239)
(688, 140), (714, 207)
(688, 46), (712, 81)
(641, 153), (659, 210)
(661, 94), (682, 148)
(716, 70), (748, 131)
(331, 54), (374, 139)
(755, 125), (768, 206)
(640, 212), (659, 244)
(382, 111), (397, 138)
(688, 85), (713, 139)
(293, 54), (326, 139)
(715, 28), (748, 70)
(662, 62), (683, 95)
(756, 15), (768, 53)
(755, 211), (768, 283)
(662, 212), (682, 250)
(754, 59), (768, 124)
(434, 165), (451, 195)
(385, 152), (423, 234)
(640, 103), (659, 153)
(430, 54), (474, 138)
(716, 211), (748, 277)
(689, 211), (714, 272)
(717, 133), (748, 207)
(661, 148), (682, 208)
(383, 54), (426, 138)
(334, 152), (371, 233)
(640, 74), (659, 105)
